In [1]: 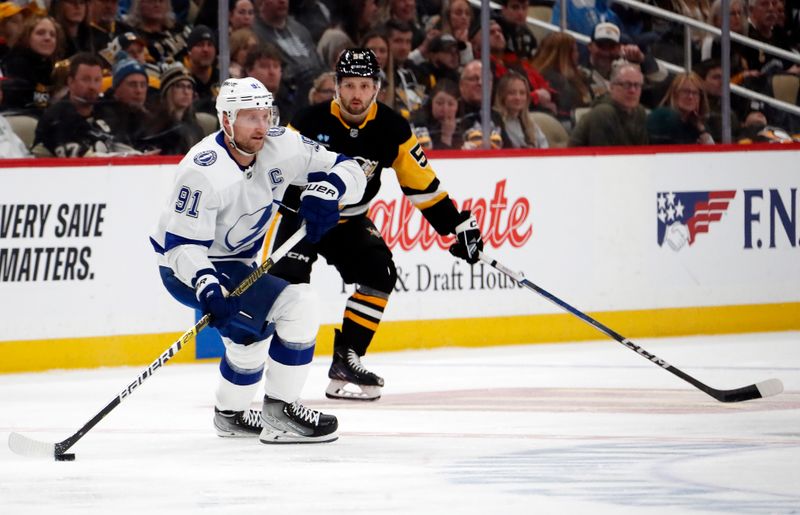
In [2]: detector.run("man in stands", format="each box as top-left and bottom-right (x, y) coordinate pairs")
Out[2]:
(569, 63), (649, 147)
(34, 52), (118, 156)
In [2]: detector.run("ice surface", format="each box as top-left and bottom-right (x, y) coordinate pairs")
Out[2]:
(1, 332), (798, 514)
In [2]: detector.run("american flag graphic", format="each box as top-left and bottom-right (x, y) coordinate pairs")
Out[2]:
(657, 191), (736, 250)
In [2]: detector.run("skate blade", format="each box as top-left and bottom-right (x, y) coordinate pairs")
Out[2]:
(325, 379), (381, 401)
(215, 428), (260, 438)
(213, 421), (261, 438)
(258, 429), (338, 444)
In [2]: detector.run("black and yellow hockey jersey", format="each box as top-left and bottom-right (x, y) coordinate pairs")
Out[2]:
(286, 100), (462, 235)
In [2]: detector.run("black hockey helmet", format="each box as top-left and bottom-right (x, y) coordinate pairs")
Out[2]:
(336, 48), (381, 81)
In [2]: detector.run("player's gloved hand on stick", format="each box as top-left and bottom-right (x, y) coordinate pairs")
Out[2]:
(195, 273), (240, 329)
(449, 210), (483, 264)
(300, 171), (344, 243)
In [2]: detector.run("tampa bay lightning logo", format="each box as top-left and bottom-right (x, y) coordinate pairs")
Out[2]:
(225, 205), (273, 251)
(268, 127), (286, 136)
(193, 150), (217, 166)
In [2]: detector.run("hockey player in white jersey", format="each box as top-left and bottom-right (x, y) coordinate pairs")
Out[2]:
(150, 77), (366, 444)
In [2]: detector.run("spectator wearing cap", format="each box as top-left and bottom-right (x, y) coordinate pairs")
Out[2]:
(142, 63), (203, 154)
(244, 42), (295, 123)
(582, 21), (666, 107)
(496, 0), (538, 64)
(569, 63), (649, 147)
(34, 52), (119, 156)
(95, 54), (154, 151)
(182, 24), (218, 115)
(86, 0), (134, 54)
(1, 15), (61, 114)
(418, 33), (463, 87)
(252, 0), (325, 110)
(0, 1), (27, 60)
(99, 32), (159, 93)
(122, 0), (191, 64)
(551, 0), (622, 41)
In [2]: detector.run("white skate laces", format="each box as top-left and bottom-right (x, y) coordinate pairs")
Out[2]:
(346, 349), (370, 376)
(289, 401), (320, 426)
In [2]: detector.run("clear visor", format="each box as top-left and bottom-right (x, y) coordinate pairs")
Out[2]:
(234, 107), (278, 129)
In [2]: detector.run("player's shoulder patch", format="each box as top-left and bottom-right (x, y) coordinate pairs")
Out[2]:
(300, 135), (321, 151)
(193, 149), (217, 166)
(268, 126), (286, 137)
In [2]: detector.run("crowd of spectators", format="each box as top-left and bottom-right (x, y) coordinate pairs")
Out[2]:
(0, 0), (798, 158)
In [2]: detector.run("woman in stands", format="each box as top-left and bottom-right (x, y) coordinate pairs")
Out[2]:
(143, 63), (203, 154)
(50, 0), (91, 58)
(411, 78), (464, 150)
(647, 72), (715, 145)
(529, 31), (591, 129)
(1, 15), (62, 114)
(493, 71), (549, 148)
(228, 27), (258, 78)
(361, 30), (393, 105)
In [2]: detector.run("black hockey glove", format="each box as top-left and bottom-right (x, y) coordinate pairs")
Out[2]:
(449, 210), (483, 264)
(299, 172), (344, 243)
(195, 273), (240, 330)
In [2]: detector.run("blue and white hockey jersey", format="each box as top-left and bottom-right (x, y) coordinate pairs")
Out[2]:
(150, 128), (366, 287)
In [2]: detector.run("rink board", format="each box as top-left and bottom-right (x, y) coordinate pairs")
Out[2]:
(0, 145), (798, 372)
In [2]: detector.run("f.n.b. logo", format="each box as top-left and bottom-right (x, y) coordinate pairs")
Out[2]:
(657, 190), (735, 251)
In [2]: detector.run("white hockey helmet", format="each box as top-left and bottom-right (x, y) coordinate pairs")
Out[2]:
(215, 77), (274, 129)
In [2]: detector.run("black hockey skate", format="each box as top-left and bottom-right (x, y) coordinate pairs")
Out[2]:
(259, 396), (338, 444)
(326, 337), (385, 401)
(213, 407), (263, 437)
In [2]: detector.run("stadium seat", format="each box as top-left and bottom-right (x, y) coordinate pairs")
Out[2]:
(531, 111), (568, 148)
(6, 114), (37, 149)
(573, 106), (591, 126)
(196, 112), (219, 136)
(771, 74), (799, 105)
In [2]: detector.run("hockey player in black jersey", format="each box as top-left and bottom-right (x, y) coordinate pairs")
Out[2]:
(269, 48), (483, 401)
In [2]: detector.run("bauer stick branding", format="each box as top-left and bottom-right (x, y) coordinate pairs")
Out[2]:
(8, 226), (307, 461)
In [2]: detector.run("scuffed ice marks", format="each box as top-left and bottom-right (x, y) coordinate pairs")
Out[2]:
(445, 442), (799, 514)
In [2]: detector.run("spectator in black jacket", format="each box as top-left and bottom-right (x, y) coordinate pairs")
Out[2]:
(34, 52), (118, 156)
(1, 15), (61, 114)
(95, 54), (154, 151)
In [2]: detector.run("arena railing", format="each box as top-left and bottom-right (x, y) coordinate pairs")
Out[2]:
(468, 0), (800, 146)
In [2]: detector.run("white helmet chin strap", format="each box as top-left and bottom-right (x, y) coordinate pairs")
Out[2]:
(222, 111), (261, 158)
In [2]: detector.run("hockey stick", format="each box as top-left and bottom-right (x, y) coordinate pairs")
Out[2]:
(8, 226), (307, 461)
(478, 252), (784, 403)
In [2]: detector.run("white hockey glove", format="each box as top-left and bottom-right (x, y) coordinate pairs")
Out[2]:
(449, 210), (483, 264)
(299, 172), (344, 243)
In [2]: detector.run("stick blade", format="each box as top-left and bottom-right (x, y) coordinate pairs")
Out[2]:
(8, 432), (57, 459)
(755, 378), (784, 398)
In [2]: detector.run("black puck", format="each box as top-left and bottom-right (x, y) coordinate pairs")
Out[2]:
(55, 453), (76, 461)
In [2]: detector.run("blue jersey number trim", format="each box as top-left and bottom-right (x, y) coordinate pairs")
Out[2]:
(175, 186), (202, 218)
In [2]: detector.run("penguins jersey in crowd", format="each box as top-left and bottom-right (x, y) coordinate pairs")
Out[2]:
(150, 127), (366, 286)
(287, 100), (463, 235)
